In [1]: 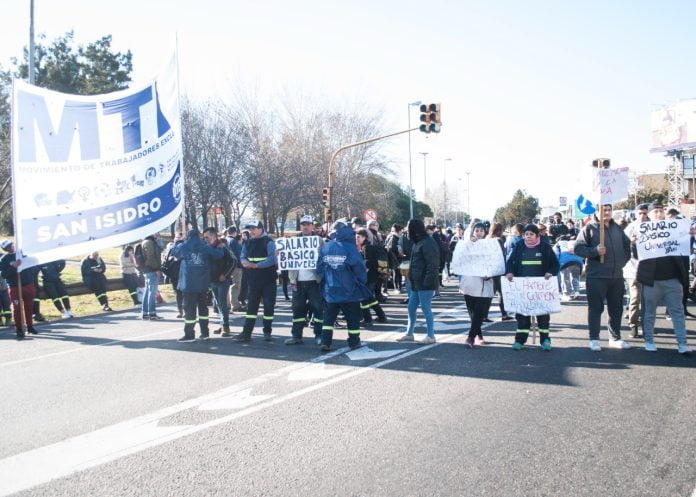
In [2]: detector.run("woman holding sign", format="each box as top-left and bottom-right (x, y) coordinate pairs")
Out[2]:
(505, 224), (559, 351)
(460, 223), (495, 348)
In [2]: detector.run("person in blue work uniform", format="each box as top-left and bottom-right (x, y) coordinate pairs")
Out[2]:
(316, 219), (370, 351)
(233, 220), (278, 342)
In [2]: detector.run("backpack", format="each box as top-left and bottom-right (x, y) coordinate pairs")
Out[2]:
(374, 245), (390, 281)
(134, 243), (146, 271)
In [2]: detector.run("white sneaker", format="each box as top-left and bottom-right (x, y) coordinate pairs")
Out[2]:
(561, 295), (571, 302)
(67, 310), (74, 318)
(571, 291), (580, 299)
(589, 340), (601, 351)
(644, 341), (658, 352)
(608, 338), (631, 349)
(60, 311), (71, 319)
(396, 334), (415, 342)
(419, 336), (436, 345)
(677, 344), (692, 354)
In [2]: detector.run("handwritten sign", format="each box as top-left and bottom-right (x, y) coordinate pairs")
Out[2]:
(276, 236), (320, 270)
(501, 277), (561, 316)
(450, 238), (505, 277)
(636, 219), (691, 261)
(592, 167), (629, 204)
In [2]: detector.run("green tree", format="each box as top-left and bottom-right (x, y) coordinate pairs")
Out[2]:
(14, 31), (132, 94)
(0, 31), (133, 232)
(494, 189), (539, 227)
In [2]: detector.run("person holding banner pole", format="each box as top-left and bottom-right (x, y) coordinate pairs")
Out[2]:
(637, 201), (692, 354)
(0, 240), (38, 339)
(285, 215), (325, 345)
(505, 224), (559, 350)
(574, 204), (631, 352)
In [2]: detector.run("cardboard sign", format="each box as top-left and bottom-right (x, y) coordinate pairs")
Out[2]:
(592, 167), (629, 204)
(636, 219), (691, 261)
(276, 236), (320, 270)
(501, 277), (561, 316)
(450, 238), (505, 277)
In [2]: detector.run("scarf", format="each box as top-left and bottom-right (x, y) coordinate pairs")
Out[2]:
(524, 237), (541, 249)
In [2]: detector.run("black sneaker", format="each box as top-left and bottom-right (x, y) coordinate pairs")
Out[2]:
(103, 305), (113, 312)
(177, 336), (196, 343)
(320, 344), (331, 351)
(376, 317), (388, 324)
(482, 318), (493, 323)
(232, 333), (251, 342)
(176, 312), (183, 318)
(141, 315), (150, 320)
(349, 341), (362, 350)
(27, 326), (38, 334)
(149, 314), (163, 321)
(198, 334), (210, 341)
(33, 314), (46, 322)
(263, 331), (273, 342)
(360, 320), (374, 328)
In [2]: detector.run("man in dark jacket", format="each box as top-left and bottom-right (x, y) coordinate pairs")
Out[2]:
(140, 234), (162, 320)
(234, 220), (277, 342)
(39, 260), (72, 318)
(202, 227), (237, 335)
(574, 204), (631, 351)
(170, 229), (224, 342)
(0, 240), (38, 338)
(81, 252), (112, 311)
(316, 219), (369, 351)
(637, 201), (692, 354)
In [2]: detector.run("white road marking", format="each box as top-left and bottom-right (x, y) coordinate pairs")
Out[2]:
(345, 346), (406, 361)
(198, 388), (274, 410)
(287, 362), (350, 381)
(0, 308), (470, 496)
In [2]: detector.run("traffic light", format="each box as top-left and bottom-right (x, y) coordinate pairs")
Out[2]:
(322, 187), (329, 207)
(419, 103), (442, 133)
(592, 158), (610, 168)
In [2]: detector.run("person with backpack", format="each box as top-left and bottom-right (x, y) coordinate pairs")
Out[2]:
(202, 227), (238, 336)
(384, 224), (403, 294)
(136, 233), (163, 320)
(317, 219), (370, 351)
(81, 251), (112, 312)
(162, 233), (184, 318)
(39, 259), (73, 318)
(356, 228), (388, 327)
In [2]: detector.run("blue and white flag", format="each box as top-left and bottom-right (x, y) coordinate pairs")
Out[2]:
(11, 55), (184, 269)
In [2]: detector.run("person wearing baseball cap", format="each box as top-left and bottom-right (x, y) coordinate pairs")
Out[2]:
(234, 220), (278, 342)
(637, 201), (692, 353)
(0, 240), (39, 338)
(285, 215), (325, 345)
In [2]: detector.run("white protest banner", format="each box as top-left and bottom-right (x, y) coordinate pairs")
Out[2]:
(11, 55), (183, 269)
(592, 167), (629, 204)
(450, 238), (505, 277)
(276, 236), (320, 270)
(501, 277), (561, 316)
(636, 219), (691, 261)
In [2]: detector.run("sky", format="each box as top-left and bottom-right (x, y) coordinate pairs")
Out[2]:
(1, 0), (694, 220)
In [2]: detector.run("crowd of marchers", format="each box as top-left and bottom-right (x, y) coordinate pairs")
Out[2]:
(0, 201), (693, 354)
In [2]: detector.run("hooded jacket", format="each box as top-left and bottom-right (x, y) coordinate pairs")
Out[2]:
(170, 230), (223, 293)
(316, 225), (369, 303)
(574, 220), (630, 279)
(40, 260), (66, 283)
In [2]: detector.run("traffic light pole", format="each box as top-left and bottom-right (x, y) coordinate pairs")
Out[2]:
(325, 126), (420, 223)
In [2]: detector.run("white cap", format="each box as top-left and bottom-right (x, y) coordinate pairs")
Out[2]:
(300, 215), (314, 224)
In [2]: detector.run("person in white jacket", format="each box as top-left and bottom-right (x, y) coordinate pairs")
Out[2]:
(460, 222), (495, 348)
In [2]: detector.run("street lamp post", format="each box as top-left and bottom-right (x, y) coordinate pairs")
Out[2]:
(465, 171), (471, 218)
(443, 158), (452, 226)
(407, 101), (421, 219)
(420, 152), (429, 201)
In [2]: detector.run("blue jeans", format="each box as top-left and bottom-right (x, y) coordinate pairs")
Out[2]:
(210, 280), (232, 327)
(407, 289), (435, 337)
(141, 271), (159, 316)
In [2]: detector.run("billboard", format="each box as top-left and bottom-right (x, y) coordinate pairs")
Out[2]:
(651, 100), (696, 152)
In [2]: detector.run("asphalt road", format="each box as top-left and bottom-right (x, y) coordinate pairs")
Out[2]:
(0, 281), (694, 497)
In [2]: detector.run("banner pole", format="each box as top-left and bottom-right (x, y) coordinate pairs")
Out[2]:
(599, 203), (605, 264)
(16, 265), (26, 333)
